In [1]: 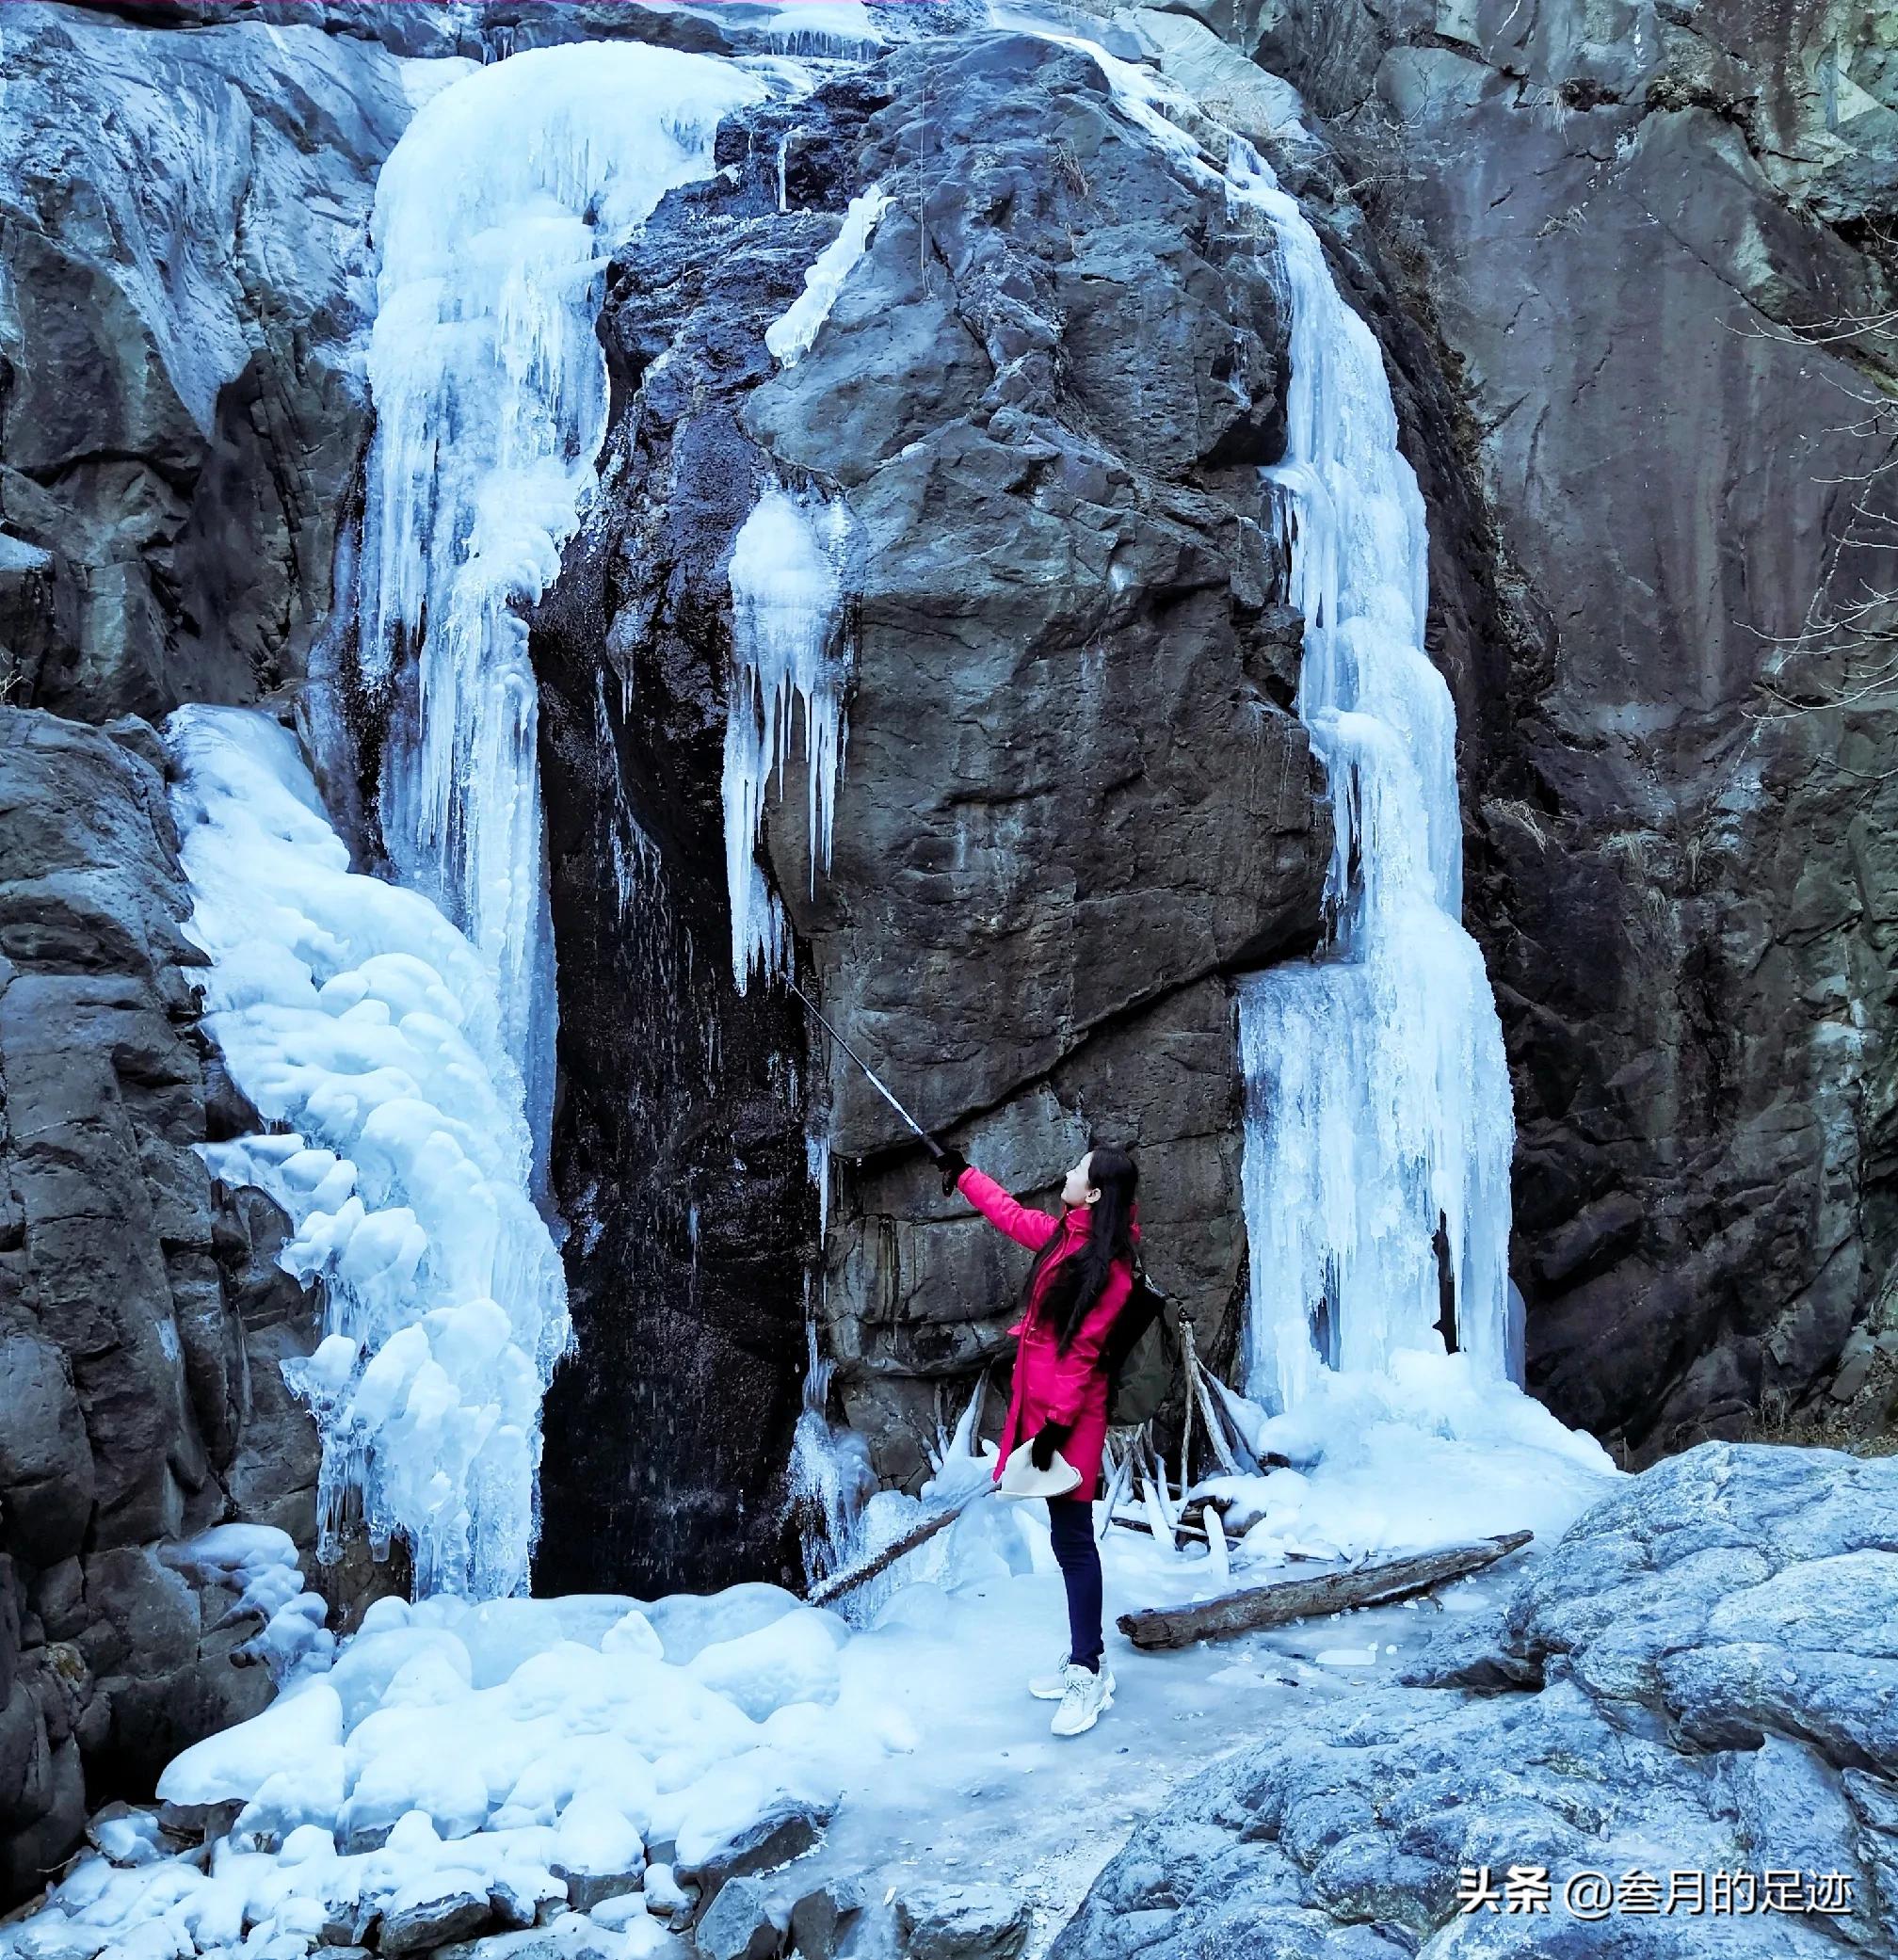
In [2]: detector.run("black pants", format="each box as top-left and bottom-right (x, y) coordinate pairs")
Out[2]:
(1046, 1493), (1103, 1671)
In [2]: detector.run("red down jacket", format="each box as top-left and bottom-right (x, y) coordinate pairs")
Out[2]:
(957, 1164), (1140, 1502)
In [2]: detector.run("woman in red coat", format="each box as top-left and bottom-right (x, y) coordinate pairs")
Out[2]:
(930, 1140), (1140, 1737)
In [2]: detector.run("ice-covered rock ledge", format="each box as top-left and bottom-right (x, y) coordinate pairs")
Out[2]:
(1054, 1441), (1898, 1959)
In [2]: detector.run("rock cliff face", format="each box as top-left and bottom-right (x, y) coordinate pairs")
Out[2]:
(0, 4), (411, 723)
(0, 710), (320, 1900)
(5, 0), (1898, 1894)
(1167, 0), (1898, 1457)
(1057, 1441), (1898, 1956)
(530, 26), (1329, 1591)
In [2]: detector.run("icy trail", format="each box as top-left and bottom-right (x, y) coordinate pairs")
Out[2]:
(355, 45), (768, 1168)
(167, 708), (569, 1600)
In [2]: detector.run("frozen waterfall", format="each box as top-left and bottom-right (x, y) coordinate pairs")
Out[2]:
(166, 708), (570, 1600)
(1219, 141), (1517, 1411)
(1056, 40), (1518, 1414)
(354, 44), (769, 1171)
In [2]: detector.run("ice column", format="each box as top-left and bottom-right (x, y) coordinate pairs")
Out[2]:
(787, 1316), (874, 1586)
(1040, 40), (1516, 1410)
(166, 708), (570, 1599)
(1220, 144), (1516, 1409)
(355, 45), (768, 1172)
(722, 484), (851, 989)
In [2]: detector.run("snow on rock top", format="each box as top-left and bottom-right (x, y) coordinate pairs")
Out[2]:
(70, 1584), (867, 1958)
(166, 705), (569, 1601)
(159, 1682), (344, 1809)
(763, 185), (891, 365)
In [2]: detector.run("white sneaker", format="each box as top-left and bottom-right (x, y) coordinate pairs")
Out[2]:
(1029, 1651), (1070, 1700)
(1029, 1655), (1116, 1702)
(1050, 1661), (1114, 1737)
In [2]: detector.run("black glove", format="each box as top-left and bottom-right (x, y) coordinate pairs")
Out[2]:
(931, 1141), (969, 1196)
(1030, 1420), (1071, 1472)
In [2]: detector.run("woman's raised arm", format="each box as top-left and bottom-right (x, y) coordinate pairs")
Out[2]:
(955, 1165), (1061, 1251)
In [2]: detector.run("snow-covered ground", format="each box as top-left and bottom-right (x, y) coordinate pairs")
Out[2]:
(5, 1374), (1616, 1960)
(0, 1531), (1536, 1960)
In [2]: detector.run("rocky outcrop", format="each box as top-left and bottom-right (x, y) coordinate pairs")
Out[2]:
(528, 26), (1328, 1590)
(0, 3), (410, 722)
(0, 708), (320, 1904)
(1055, 1440), (1898, 1956)
(765, 32), (1329, 1485)
(12, 0), (1894, 1592)
(1158, 1), (1898, 1457)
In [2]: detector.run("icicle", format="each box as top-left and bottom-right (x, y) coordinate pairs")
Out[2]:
(722, 483), (852, 990)
(1203, 1503), (1230, 1582)
(1026, 24), (1514, 1414)
(354, 45), (769, 1180)
(805, 1130), (831, 1247)
(788, 1312), (874, 1584)
(1215, 134), (1514, 1404)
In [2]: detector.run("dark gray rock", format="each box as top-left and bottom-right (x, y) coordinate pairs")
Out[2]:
(378, 1881), (493, 1957)
(527, 24), (1327, 1586)
(893, 1883), (1029, 1960)
(488, 1872), (565, 1934)
(692, 1875), (786, 1960)
(0, 4), (410, 722)
(0, 706), (322, 1903)
(680, 1796), (832, 1908)
(786, 1876), (862, 1960)
(321, 1894), (381, 1947)
(1164, 2), (1898, 1458)
(1054, 1443), (1898, 1957)
(551, 1859), (646, 1916)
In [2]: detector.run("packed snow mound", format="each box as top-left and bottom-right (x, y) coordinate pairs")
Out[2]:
(167, 706), (570, 1600)
(24, 1585), (894, 1960)
(1200, 1349), (1622, 1566)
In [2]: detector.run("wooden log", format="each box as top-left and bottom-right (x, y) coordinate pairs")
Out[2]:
(804, 1487), (984, 1606)
(1115, 1528), (1535, 1650)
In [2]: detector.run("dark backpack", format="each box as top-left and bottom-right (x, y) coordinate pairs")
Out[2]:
(1101, 1251), (1182, 1427)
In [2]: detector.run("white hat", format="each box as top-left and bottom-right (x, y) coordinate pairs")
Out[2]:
(997, 1438), (1083, 1501)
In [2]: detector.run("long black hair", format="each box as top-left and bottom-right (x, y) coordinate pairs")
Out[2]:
(1021, 1143), (1139, 1352)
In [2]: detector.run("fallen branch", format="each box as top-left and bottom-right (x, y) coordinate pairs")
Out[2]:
(1115, 1529), (1535, 1650)
(1110, 1509), (1209, 1545)
(805, 1486), (987, 1606)
(1190, 1354), (1242, 1477)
